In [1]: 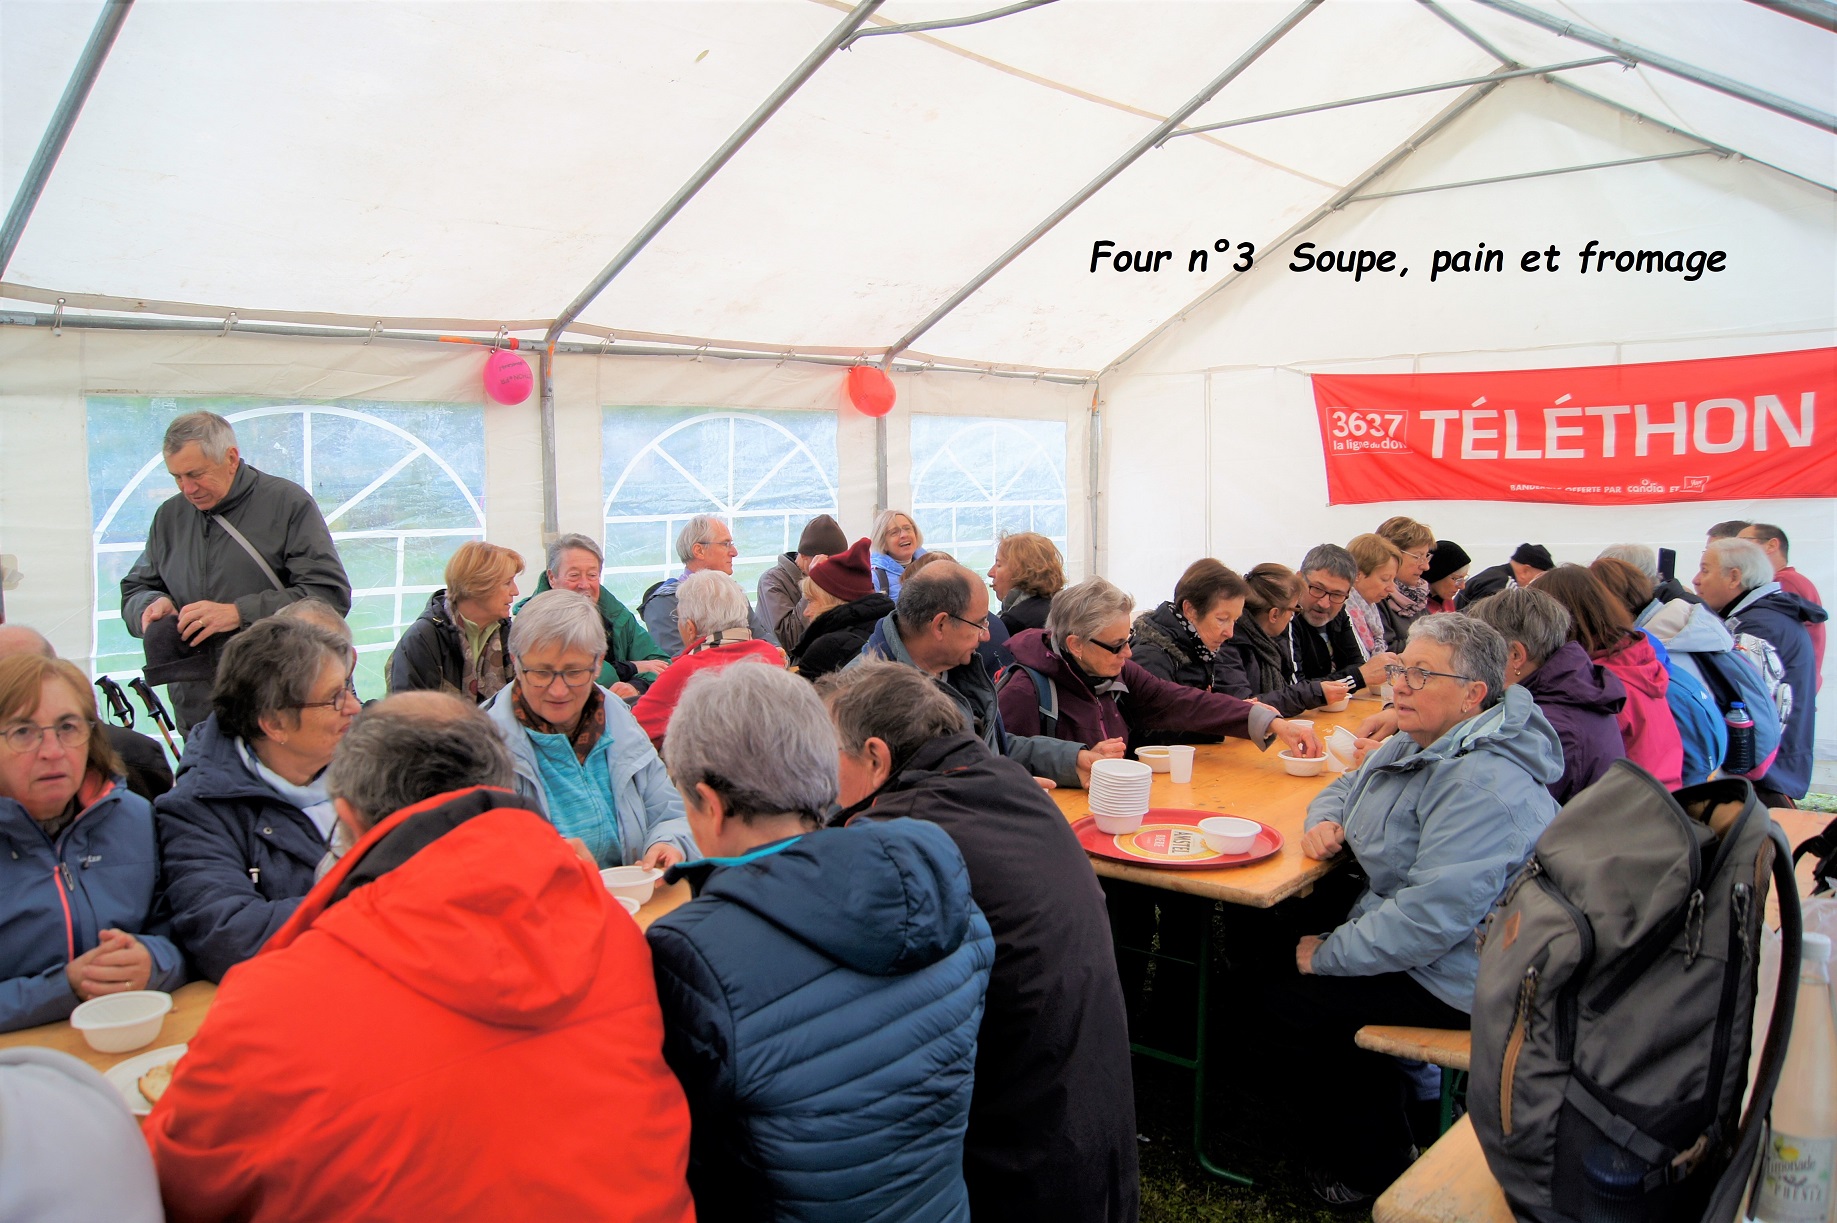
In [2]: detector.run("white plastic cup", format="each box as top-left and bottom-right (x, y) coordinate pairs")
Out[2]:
(1167, 744), (1195, 784)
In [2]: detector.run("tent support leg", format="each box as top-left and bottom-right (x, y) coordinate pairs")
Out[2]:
(539, 347), (559, 542)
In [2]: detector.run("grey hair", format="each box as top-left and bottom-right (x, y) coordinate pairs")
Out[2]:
(1595, 544), (1658, 578)
(1407, 613), (1508, 710)
(1047, 577), (1136, 652)
(162, 412), (238, 462)
(276, 597), (354, 645)
(1705, 538), (1774, 590)
(508, 589), (607, 661)
(870, 509), (923, 554)
(1299, 543), (1358, 585)
(665, 662), (837, 825)
(676, 570), (750, 636)
(212, 618), (353, 741)
(820, 660), (966, 760)
(326, 693), (514, 830)
(1464, 588), (1571, 668)
(895, 563), (976, 633)
(675, 514), (727, 564)
(546, 532), (603, 577)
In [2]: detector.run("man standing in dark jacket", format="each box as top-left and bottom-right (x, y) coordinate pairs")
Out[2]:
(120, 413), (350, 731)
(1291, 544), (1396, 693)
(1696, 538), (1827, 802)
(824, 661), (1139, 1222)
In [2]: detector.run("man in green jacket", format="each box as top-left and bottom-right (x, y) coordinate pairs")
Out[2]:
(515, 533), (669, 697)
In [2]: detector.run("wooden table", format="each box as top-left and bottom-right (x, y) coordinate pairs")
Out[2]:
(1049, 705), (1371, 907)
(0, 879), (694, 1084)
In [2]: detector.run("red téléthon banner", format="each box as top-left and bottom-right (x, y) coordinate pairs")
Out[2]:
(1312, 347), (1836, 505)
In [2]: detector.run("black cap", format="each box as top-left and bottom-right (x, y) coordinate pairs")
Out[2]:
(1511, 542), (1554, 571)
(1424, 541), (1471, 586)
(141, 614), (217, 686)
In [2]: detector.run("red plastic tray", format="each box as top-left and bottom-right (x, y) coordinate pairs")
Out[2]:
(1073, 808), (1283, 870)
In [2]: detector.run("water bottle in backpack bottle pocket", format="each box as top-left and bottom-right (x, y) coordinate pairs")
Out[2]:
(1724, 703), (1756, 777)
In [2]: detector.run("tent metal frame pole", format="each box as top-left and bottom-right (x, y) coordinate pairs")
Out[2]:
(1099, 77), (1505, 377)
(1470, 0), (1837, 132)
(1343, 148), (1722, 202)
(880, 0), (1324, 367)
(1745, 0), (1837, 32)
(843, 0), (1056, 47)
(538, 346), (559, 540)
(0, 0), (134, 280)
(1163, 56), (1624, 142)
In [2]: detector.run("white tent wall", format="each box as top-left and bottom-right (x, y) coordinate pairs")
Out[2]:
(0, 326), (1085, 672)
(1099, 80), (1837, 754)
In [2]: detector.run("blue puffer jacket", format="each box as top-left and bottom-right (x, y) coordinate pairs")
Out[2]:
(1304, 685), (1563, 1012)
(154, 716), (329, 983)
(648, 818), (994, 1223)
(1, 779), (187, 1032)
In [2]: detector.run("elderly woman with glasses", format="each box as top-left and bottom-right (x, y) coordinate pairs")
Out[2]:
(1274, 614), (1561, 1207)
(868, 509), (926, 601)
(632, 571), (787, 749)
(156, 618), (360, 982)
(1375, 517), (1436, 644)
(485, 589), (693, 871)
(998, 577), (1322, 757)
(0, 655), (187, 1031)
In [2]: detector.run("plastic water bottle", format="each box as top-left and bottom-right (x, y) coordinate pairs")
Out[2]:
(1725, 702), (1756, 776)
(1579, 1141), (1648, 1222)
(1752, 932), (1837, 1223)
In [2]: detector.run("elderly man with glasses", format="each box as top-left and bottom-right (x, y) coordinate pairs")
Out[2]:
(1291, 544), (1400, 699)
(485, 590), (693, 871)
(1266, 613), (1561, 1208)
(638, 514), (774, 658)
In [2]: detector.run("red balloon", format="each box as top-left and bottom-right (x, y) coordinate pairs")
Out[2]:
(483, 349), (533, 405)
(846, 365), (896, 417)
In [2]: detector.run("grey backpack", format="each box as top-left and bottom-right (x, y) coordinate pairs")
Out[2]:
(1469, 762), (1802, 1223)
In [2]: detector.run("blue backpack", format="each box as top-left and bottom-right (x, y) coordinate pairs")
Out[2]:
(1648, 636), (1725, 788)
(1679, 645), (1783, 781)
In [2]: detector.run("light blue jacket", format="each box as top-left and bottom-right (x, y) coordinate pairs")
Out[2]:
(483, 686), (696, 865)
(1303, 684), (1562, 1012)
(869, 547), (926, 602)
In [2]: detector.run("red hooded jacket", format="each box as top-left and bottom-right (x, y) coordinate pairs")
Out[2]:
(145, 787), (695, 1223)
(1593, 632), (1685, 792)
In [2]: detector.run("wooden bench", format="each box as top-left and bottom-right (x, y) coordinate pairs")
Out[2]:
(1373, 1115), (1512, 1223)
(1354, 1025), (1471, 1071)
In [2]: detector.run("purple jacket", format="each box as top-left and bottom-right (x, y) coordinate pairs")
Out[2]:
(1521, 641), (1627, 804)
(997, 629), (1271, 749)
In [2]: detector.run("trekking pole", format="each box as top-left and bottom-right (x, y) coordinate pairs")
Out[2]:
(127, 677), (183, 760)
(95, 676), (135, 728)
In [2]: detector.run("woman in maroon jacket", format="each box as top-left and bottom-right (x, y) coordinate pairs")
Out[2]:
(996, 577), (1320, 759)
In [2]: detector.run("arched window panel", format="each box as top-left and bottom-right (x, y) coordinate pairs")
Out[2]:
(910, 415), (1068, 575)
(602, 406), (839, 608)
(87, 397), (486, 695)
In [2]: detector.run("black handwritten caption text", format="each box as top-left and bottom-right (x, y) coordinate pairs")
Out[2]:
(1087, 239), (1728, 283)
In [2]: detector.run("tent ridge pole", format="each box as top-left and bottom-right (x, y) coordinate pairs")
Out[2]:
(1164, 56), (1624, 141)
(0, 0), (135, 280)
(844, 0), (1057, 46)
(541, 0), (884, 347)
(1342, 148), (1723, 202)
(1470, 0), (1837, 132)
(1743, 0), (1837, 33)
(878, 0), (1325, 369)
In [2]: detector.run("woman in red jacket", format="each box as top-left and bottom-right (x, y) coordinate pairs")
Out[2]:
(1532, 565), (1685, 790)
(631, 570), (785, 749)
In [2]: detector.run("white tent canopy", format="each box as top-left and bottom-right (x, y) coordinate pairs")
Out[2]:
(2, 0), (1833, 747)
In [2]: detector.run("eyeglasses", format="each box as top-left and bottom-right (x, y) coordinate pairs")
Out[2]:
(1383, 664), (1477, 692)
(1403, 549), (1434, 564)
(700, 537), (739, 553)
(1305, 582), (1351, 606)
(1084, 634), (1131, 655)
(947, 612), (990, 634)
(1, 716), (92, 754)
(1279, 604), (1303, 616)
(518, 664), (597, 690)
(296, 674), (360, 713)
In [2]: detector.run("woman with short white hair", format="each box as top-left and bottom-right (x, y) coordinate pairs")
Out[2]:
(482, 590), (693, 870)
(997, 577), (1320, 758)
(630, 571), (787, 749)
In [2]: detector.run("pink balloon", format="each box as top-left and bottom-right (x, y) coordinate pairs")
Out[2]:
(483, 349), (533, 405)
(846, 365), (895, 417)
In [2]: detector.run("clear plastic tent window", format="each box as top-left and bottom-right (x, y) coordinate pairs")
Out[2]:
(87, 398), (486, 694)
(910, 415), (1068, 576)
(600, 407), (840, 609)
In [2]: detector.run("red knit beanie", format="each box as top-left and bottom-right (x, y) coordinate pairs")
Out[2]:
(810, 538), (875, 603)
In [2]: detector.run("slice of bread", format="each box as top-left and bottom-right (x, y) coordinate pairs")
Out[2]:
(138, 1059), (177, 1105)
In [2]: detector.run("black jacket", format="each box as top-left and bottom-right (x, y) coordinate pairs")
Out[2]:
(788, 593), (895, 681)
(834, 733), (1138, 1223)
(386, 589), (509, 702)
(1456, 562), (1515, 610)
(1218, 613), (1327, 718)
(1289, 609), (1369, 691)
(998, 593), (1052, 637)
(105, 725), (174, 802)
(1129, 603), (1230, 744)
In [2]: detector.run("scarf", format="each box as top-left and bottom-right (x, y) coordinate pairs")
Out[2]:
(448, 597), (510, 703)
(237, 740), (347, 878)
(1234, 612), (1290, 685)
(1158, 601), (1216, 664)
(513, 683), (607, 766)
(1389, 580), (1430, 618)
(1345, 589), (1387, 660)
